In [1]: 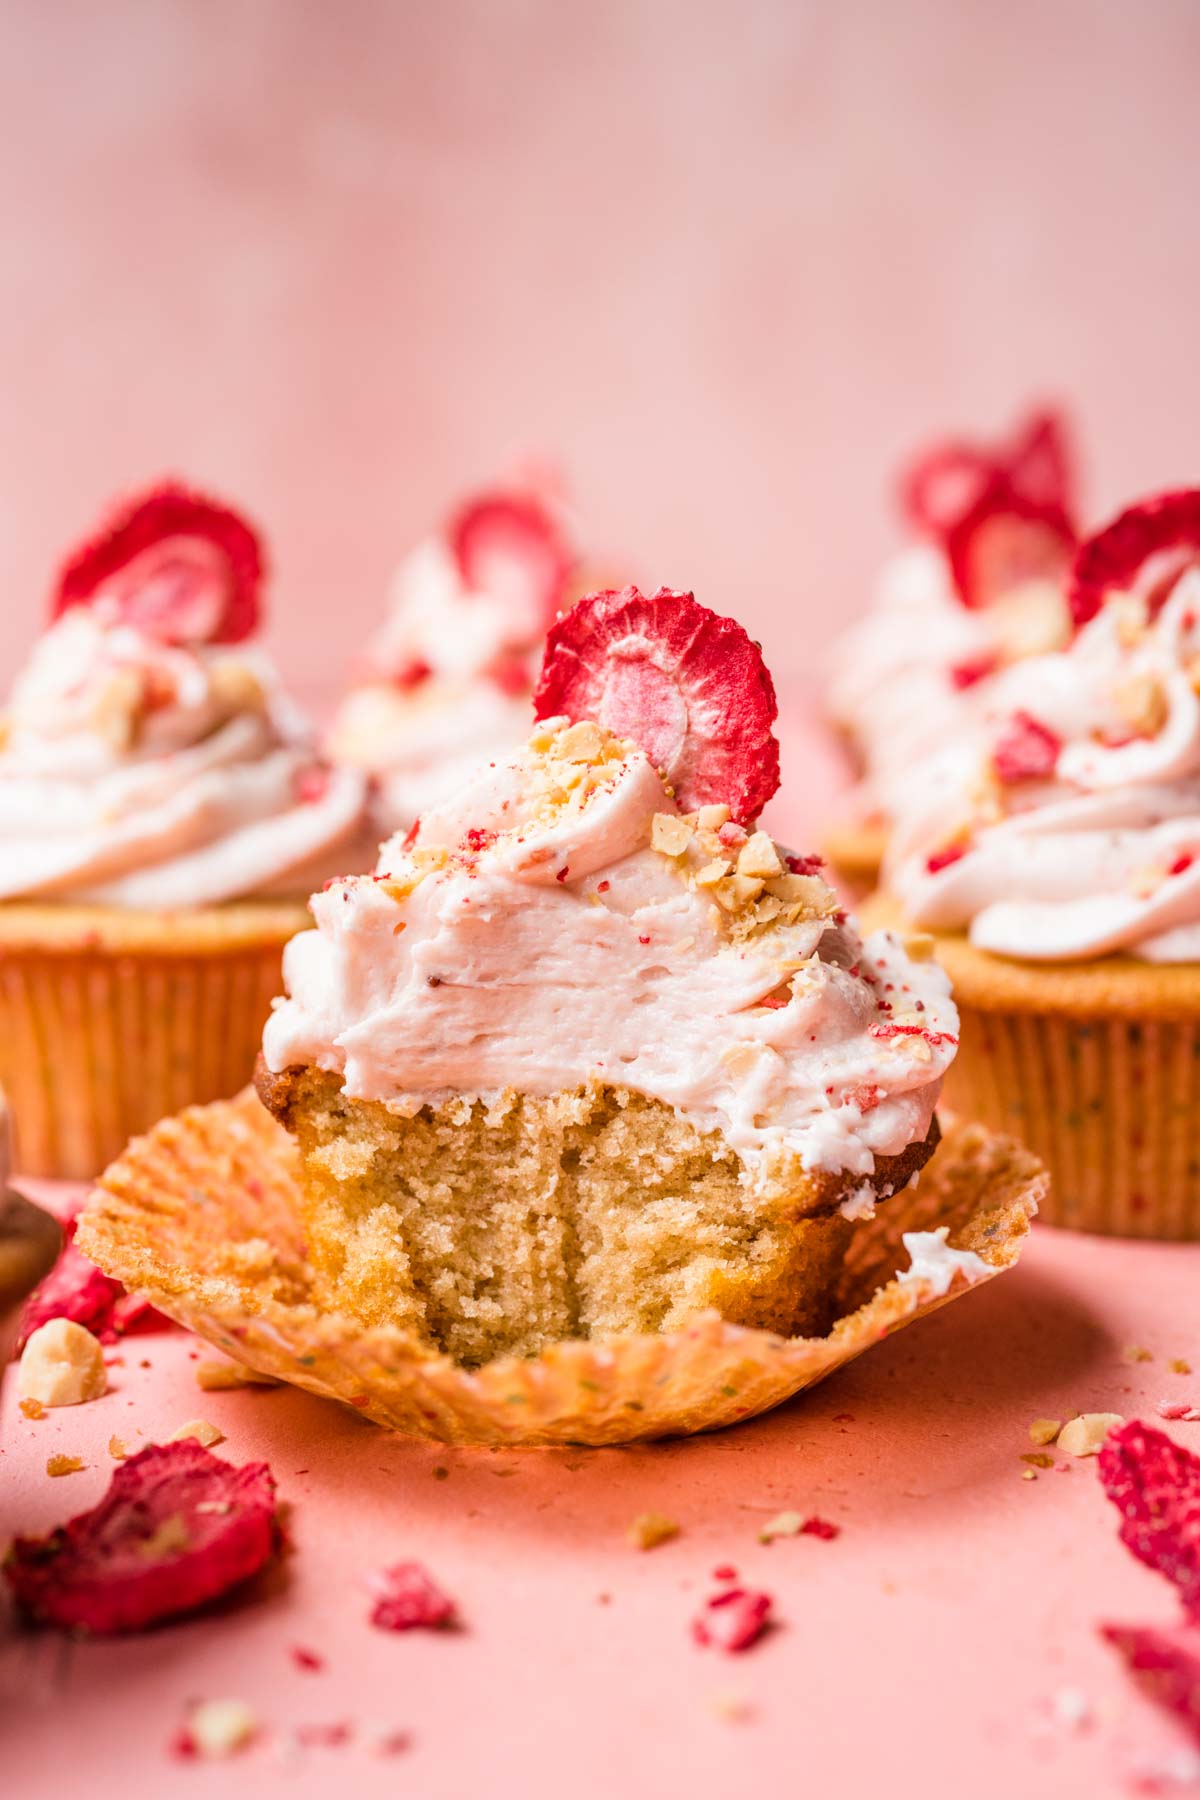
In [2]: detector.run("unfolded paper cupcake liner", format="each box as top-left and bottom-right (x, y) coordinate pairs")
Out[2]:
(76, 1089), (1045, 1447)
(0, 911), (305, 1180)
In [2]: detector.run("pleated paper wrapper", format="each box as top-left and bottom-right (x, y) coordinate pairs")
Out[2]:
(77, 1089), (1045, 1447)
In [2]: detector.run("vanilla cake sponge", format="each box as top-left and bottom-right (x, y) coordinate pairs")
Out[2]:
(262, 588), (960, 1362)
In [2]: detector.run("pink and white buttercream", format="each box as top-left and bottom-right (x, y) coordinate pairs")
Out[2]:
(0, 601), (366, 907)
(265, 720), (958, 1183)
(888, 570), (1200, 961)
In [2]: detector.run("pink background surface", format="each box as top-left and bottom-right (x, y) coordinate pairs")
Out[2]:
(2, 1), (1200, 709)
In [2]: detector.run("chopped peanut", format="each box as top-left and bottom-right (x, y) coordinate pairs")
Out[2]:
(1028, 1418), (1062, 1446)
(736, 831), (784, 880)
(19, 1319), (107, 1408)
(627, 1512), (680, 1550)
(169, 1419), (225, 1449)
(1057, 1413), (1123, 1458)
(651, 813), (694, 857)
(183, 1699), (258, 1759)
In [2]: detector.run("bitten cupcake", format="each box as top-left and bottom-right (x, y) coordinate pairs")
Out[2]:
(0, 481), (368, 1178)
(259, 587), (959, 1363)
(328, 481), (580, 839)
(878, 488), (1200, 1238)
(824, 407), (1080, 893)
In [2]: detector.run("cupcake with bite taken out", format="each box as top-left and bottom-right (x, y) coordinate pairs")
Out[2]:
(825, 407), (1080, 893)
(258, 586), (960, 1363)
(0, 481), (368, 1178)
(875, 487), (1200, 1238)
(328, 480), (585, 841)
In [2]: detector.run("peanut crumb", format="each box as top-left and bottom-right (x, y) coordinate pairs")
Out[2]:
(1057, 1412), (1124, 1458)
(46, 1454), (84, 1477)
(1021, 1469), (1038, 1482)
(696, 804), (731, 831)
(169, 1419), (225, 1449)
(1171, 1359), (1193, 1376)
(1021, 1452), (1055, 1469)
(1029, 1418), (1062, 1446)
(627, 1512), (680, 1551)
(651, 813), (693, 857)
(736, 830), (784, 880)
(182, 1698), (258, 1759)
(758, 1510), (804, 1543)
(19, 1318), (107, 1408)
(1123, 1345), (1153, 1364)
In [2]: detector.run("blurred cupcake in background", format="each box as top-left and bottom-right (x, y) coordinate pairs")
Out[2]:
(329, 476), (590, 838)
(823, 407), (1080, 894)
(873, 488), (1200, 1238)
(0, 481), (367, 1178)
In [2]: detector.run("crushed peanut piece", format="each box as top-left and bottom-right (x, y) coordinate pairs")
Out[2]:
(46, 1454), (84, 1477)
(19, 1318), (107, 1408)
(736, 831), (783, 880)
(627, 1512), (680, 1551)
(1029, 1419), (1062, 1446)
(196, 1359), (281, 1391)
(758, 1510), (804, 1544)
(1171, 1359), (1193, 1376)
(1021, 1469), (1038, 1482)
(696, 804), (731, 831)
(1021, 1452), (1055, 1469)
(182, 1698), (258, 1759)
(693, 858), (732, 888)
(651, 813), (694, 857)
(1123, 1345), (1153, 1364)
(169, 1420), (225, 1449)
(555, 720), (606, 763)
(1057, 1413), (1124, 1458)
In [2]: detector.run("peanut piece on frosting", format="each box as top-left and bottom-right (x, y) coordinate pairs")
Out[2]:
(555, 720), (606, 763)
(651, 813), (694, 857)
(19, 1318), (107, 1408)
(696, 803), (731, 830)
(737, 831), (784, 880)
(168, 1419), (225, 1449)
(694, 858), (732, 888)
(1057, 1412), (1123, 1457)
(1028, 1418), (1062, 1446)
(711, 873), (764, 911)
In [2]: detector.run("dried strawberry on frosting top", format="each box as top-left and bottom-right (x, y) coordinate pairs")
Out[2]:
(267, 588), (958, 1183)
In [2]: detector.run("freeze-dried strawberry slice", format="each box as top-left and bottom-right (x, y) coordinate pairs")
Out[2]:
(901, 408), (1078, 610)
(368, 1561), (457, 1631)
(17, 1238), (122, 1353)
(1102, 1623), (1200, 1746)
(448, 491), (573, 645)
(3, 1441), (279, 1634)
(1068, 490), (1200, 631)
(534, 586), (780, 820)
(992, 711), (1062, 783)
(1100, 1420), (1200, 1617)
(53, 481), (265, 645)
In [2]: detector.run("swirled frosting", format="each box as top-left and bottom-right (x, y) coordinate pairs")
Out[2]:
(0, 601), (367, 907)
(329, 535), (547, 835)
(265, 718), (958, 1183)
(827, 545), (1070, 825)
(888, 572), (1200, 961)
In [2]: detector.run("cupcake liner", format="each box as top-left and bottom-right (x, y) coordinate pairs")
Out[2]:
(76, 1089), (1045, 1447)
(859, 895), (1200, 1240)
(945, 1004), (1200, 1238)
(0, 916), (302, 1179)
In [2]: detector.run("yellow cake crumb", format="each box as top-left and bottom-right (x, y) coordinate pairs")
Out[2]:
(46, 1453), (84, 1477)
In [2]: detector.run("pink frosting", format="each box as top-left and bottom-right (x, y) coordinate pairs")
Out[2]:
(265, 721), (958, 1182)
(0, 602), (367, 906)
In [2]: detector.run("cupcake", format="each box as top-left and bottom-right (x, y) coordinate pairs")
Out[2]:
(328, 481), (580, 840)
(258, 586), (960, 1364)
(825, 407), (1080, 893)
(877, 487), (1200, 1238)
(0, 481), (368, 1178)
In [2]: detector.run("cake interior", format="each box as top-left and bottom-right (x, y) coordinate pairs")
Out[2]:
(255, 1064), (902, 1366)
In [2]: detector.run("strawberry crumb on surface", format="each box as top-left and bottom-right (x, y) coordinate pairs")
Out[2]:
(692, 1587), (774, 1653)
(368, 1562), (457, 1632)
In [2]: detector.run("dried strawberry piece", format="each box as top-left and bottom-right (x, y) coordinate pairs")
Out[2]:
(992, 710), (1062, 783)
(926, 843), (968, 875)
(534, 586), (780, 820)
(1068, 489), (1200, 630)
(948, 652), (999, 691)
(3, 1441), (279, 1634)
(368, 1561), (457, 1632)
(1100, 1421), (1200, 1617)
(692, 1586), (773, 1652)
(1102, 1623), (1200, 1746)
(901, 408), (1078, 610)
(448, 491), (573, 645)
(17, 1238), (121, 1352)
(800, 1516), (841, 1540)
(52, 481), (265, 645)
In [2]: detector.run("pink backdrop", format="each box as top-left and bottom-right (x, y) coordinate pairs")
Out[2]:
(2, 0), (1198, 707)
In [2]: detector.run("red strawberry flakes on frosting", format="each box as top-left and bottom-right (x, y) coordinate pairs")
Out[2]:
(992, 711), (1062, 784)
(534, 586), (780, 821)
(3, 1441), (279, 1634)
(448, 491), (574, 646)
(900, 407), (1078, 611)
(53, 481), (265, 646)
(1068, 489), (1200, 631)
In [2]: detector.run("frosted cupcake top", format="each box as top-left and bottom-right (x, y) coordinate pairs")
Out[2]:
(266, 588), (958, 1184)
(328, 484), (578, 833)
(827, 409), (1078, 824)
(0, 484), (366, 908)
(888, 489), (1200, 963)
